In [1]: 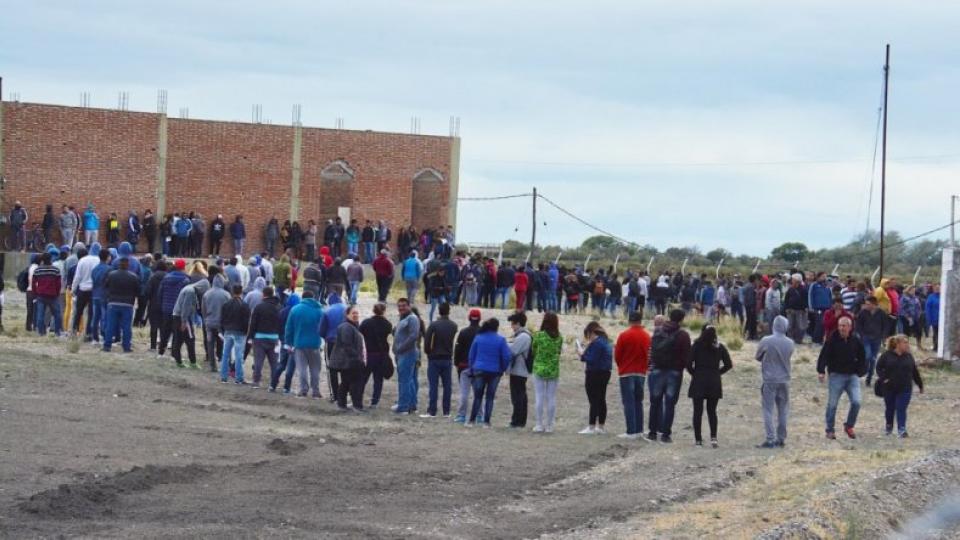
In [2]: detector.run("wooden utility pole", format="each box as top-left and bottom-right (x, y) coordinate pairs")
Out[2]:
(879, 44), (890, 279)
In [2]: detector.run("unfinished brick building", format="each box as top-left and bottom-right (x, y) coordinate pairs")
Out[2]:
(0, 101), (460, 255)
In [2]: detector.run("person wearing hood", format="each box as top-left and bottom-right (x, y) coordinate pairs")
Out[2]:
(71, 242), (101, 338)
(247, 286), (282, 388)
(126, 210), (141, 246)
(756, 315), (795, 448)
(142, 209), (156, 253)
(319, 293), (347, 401)
(547, 264), (560, 312)
(272, 255), (292, 299)
(82, 204), (100, 246)
(318, 245), (334, 268)
(654, 274), (671, 316)
(328, 304), (367, 411)
(265, 217), (280, 258)
(237, 256), (251, 291)
(325, 257), (347, 298)
(102, 257), (140, 353)
(220, 284), (251, 382)
(209, 214), (225, 256)
(59, 205), (79, 248)
(270, 292), (301, 393)
(145, 260), (167, 350)
(90, 249), (113, 342)
(133, 254), (153, 327)
(284, 290), (324, 397)
(111, 241), (141, 275)
(244, 276), (267, 312)
(925, 284), (941, 351)
(173, 213), (192, 256)
(33, 251), (64, 335)
(402, 250), (424, 302)
(171, 276), (208, 368)
(157, 259), (191, 357)
(466, 317), (512, 427)
(202, 273), (231, 371)
(647, 309), (692, 443)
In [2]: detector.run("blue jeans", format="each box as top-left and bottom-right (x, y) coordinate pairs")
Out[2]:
(35, 297), (63, 336)
(825, 373), (861, 432)
(221, 331), (246, 383)
(496, 287), (509, 309)
(102, 304), (133, 351)
(647, 368), (682, 436)
(395, 350), (418, 412)
(347, 241), (359, 257)
(404, 279), (419, 302)
(426, 359), (453, 416)
(348, 280), (360, 304)
(429, 294), (446, 322)
(883, 390), (912, 434)
(271, 348), (295, 391)
(619, 375), (646, 435)
(605, 296), (621, 316)
(89, 298), (106, 341)
(624, 297), (638, 317)
(470, 371), (501, 424)
(364, 242), (375, 263)
(862, 338), (881, 382)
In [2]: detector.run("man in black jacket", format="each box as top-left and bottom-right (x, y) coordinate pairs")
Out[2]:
(247, 286), (282, 388)
(453, 308), (482, 423)
(421, 302), (458, 418)
(103, 257), (140, 352)
(855, 297), (886, 385)
(220, 284), (251, 384)
(817, 317), (867, 439)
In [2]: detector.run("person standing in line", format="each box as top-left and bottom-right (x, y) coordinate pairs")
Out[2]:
(126, 210), (141, 247)
(89, 249), (112, 343)
(613, 311), (651, 440)
(59, 205), (78, 248)
(230, 215), (246, 257)
(265, 217), (280, 258)
(345, 219), (361, 259)
(372, 249), (395, 303)
(686, 325), (733, 447)
(876, 334), (924, 438)
(513, 266), (529, 311)
(171, 278), (207, 368)
(359, 302), (393, 408)
(8, 201), (28, 251)
(466, 317), (512, 427)
(530, 312), (562, 433)
(269, 293), (300, 394)
(755, 315), (794, 449)
(208, 214), (224, 256)
(173, 212), (192, 256)
(346, 256), (363, 305)
(71, 242), (101, 339)
(145, 260), (167, 350)
(328, 304), (368, 412)
(421, 302), (458, 418)
(82, 204), (100, 248)
(41, 204), (55, 245)
(101, 257), (139, 353)
(32, 252), (63, 336)
(361, 220), (375, 263)
(247, 286), (282, 389)
(284, 290), (324, 398)
(142, 209), (156, 254)
(202, 274), (230, 372)
(817, 317), (867, 440)
(855, 297), (886, 385)
(506, 311), (532, 428)
(319, 293), (347, 401)
(742, 275), (759, 341)
(578, 321), (613, 434)
(156, 259), (190, 358)
(453, 308), (482, 423)
(647, 309), (691, 443)
(925, 284), (940, 351)
(898, 286), (923, 350)
(220, 284), (251, 383)
(392, 298), (421, 415)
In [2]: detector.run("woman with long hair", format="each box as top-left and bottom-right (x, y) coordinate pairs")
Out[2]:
(531, 312), (563, 433)
(875, 334), (924, 437)
(687, 325), (733, 447)
(328, 304), (368, 412)
(578, 321), (612, 434)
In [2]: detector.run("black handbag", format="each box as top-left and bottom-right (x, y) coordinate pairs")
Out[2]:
(873, 378), (886, 397)
(383, 356), (395, 380)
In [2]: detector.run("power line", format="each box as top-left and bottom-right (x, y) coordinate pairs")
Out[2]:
(534, 192), (640, 248)
(457, 193), (532, 201)
(463, 153), (960, 169)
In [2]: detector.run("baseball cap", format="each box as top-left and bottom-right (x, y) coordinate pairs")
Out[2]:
(174, 258), (186, 270)
(468, 309), (482, 321)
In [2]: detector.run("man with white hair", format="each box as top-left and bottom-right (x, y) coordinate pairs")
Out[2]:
(816, 316), (867, 440)
(783, 274), (807, 344)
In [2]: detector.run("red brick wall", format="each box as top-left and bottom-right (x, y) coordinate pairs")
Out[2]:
(2, 103), (159, 246)
(1, 102), (454, 256)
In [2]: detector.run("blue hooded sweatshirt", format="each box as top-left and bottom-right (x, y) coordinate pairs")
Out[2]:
(468, 330), (512, 374)
(111, 241), (141, 274)
(83, 207), (99, 231)
(159, 270), (190, 316)
(279, 293), (301, 344)
(548, 264), (559, 289)
(284, 297), (323, 349)
(318, 294), (345, 343)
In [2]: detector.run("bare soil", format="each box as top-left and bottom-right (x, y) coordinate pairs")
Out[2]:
(1, 287), (959, 539)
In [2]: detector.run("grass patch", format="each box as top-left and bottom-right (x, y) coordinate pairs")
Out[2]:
(726, 335), (744, 351)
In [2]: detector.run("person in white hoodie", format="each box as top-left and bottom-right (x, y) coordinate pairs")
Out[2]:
(71, 242), (102, 338)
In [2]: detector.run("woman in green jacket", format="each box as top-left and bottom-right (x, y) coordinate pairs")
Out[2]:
(530, 312), (563, 433)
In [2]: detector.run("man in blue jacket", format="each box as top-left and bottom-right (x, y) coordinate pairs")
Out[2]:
(284, 290), (324, 398)
(808, 272), (833, 344)
(318, 293), (346, 402)
(174, 214), (193, 257)
(157, 259), (190, 358)
(392, 298), (421, 414)
(401, 251), (423, 302)
(83, 204), (100, 246)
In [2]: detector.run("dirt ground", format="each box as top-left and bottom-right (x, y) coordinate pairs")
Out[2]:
(1, 285), (959, 539)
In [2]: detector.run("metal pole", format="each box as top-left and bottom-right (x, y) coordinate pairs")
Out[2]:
(879, 44), (890, 280)
(952, 195), (957, 247)
(530, 187), (537, 260)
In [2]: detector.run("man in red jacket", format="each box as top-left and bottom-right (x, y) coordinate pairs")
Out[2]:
(32, 252), (64, 336)
(513, 266), (529, 311)
(372, 249), (395, 303)
(614, 311), (652, 439)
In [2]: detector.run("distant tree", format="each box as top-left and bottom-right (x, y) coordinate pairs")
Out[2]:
(705, 248), (733, 263)
(770, 242), (810, 262)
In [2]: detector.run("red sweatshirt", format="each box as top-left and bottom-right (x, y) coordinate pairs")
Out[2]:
(614, 324), (652, 376)
(514, 271), (528, 292)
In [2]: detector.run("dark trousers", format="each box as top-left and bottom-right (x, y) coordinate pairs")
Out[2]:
(326, 341), (340, 398)
(363, 356), (387, 405)
(745, 307), (758, 340)
(148, 310), (162, 349)
(134, 295), (148, 326)
(204, 326), (223, 370)
(73, 290), (93, 334)
(270, 348), (296, 391)
(883, 390), (912, 433)
(335, 367), (365, 409)
(692, 397), (719, 441)
(509, 374), (529, 427)
(427, 359), (453, 416)
(158, 314), (175, 355)
(211, 237), (222, 255)
(376, 276), (392, 302)
(25, 291), (36, 331)
(585, 370), (611, 425)
(170, 316), (197, 365)
(480, 284), (495, 307)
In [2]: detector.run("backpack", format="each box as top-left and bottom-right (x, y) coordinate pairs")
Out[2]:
(17, 268), (29, 292)
(650, 330), (678, 369)
(516, 329), (533, 373)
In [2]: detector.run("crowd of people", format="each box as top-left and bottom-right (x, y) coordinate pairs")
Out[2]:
(10, 233), (933, 445)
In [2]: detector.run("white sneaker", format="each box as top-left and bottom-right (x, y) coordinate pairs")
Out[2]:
(617, 433), (638, 440)
(464, 421), (475, 428)
(595, 426), (607, 435)
(390, 404), (400, 412)
(578, 426), (596, 435)
(418, 413), (436, 419)
(532, 425), (545, 433)
(545, 426), (554, 433)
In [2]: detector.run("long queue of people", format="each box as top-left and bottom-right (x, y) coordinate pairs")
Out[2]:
(13, 241), (926, 446)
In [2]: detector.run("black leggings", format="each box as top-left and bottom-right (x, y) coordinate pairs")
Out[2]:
(692, 397), (719, 441)
(584, 370), (611, 426)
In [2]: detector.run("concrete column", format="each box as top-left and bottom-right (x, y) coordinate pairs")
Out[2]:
(0, 100), (6, 211)
(156, 114), (168, 217)
(447, 136), (461, 228)
(290, 125), (303, 221)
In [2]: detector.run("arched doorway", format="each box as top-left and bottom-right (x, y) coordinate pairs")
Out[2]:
(410, 167), (445, 233)
(319, 159), (354, 221)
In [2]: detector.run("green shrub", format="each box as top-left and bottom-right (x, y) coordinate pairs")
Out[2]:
(726, 336), (744, 351)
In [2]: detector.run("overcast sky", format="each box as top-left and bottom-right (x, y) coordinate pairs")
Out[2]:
(3, 1), (958, 256)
